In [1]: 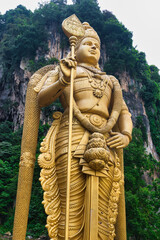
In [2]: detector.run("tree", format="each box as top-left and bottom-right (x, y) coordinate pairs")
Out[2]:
(51, 0), (67, 4)
(0, 122), (21, 231)
(124, 128), (160, 239)
(0, 121), (50, 236)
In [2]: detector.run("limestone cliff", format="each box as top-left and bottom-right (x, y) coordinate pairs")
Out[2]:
(119, 71), (159, 161)
(0, 30), (159, 161)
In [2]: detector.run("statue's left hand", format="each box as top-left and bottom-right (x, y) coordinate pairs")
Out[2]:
(106, 132), (129, 149)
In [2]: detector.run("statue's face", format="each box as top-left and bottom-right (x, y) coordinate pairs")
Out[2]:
(76, 37), (100, 66)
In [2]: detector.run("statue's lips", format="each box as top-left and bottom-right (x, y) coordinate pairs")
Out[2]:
(89, 50), (97, 54)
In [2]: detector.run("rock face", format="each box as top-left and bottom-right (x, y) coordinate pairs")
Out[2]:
(119, 71), (159, 161)
(0, 28), (66, 128)
(0, 29), (159, 161)
(0, 65), (30, 129)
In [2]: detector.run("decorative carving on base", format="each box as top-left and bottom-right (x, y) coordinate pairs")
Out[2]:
(19, 152), (35, 168)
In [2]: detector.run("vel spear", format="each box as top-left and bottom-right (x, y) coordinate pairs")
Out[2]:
(62, 15), (85, 240)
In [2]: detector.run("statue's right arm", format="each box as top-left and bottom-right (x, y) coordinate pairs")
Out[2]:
(38, 58), (76, 108)
(38, 69), (66, 108)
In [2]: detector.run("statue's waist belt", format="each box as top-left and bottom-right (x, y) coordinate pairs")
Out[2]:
(60, 113), (107, 128)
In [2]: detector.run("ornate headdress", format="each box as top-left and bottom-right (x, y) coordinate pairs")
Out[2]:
(75, 22), (100, 50)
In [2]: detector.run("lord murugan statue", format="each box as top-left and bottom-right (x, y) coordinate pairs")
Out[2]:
(13, 15), (132, 240)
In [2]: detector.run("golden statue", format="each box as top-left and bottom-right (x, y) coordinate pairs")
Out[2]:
(13, 15), (133, 240)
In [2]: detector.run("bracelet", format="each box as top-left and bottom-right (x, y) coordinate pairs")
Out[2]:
(59, 76), (70, 86)
(122, 131), (132, 142)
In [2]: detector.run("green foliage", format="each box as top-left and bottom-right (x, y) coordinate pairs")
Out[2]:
(0, 122), (21, 233)
(150, 65), (160, 83)
(124, 128), (160, 240)
(0, 121), (50, 236)
(51, 0), (67, 4)
(146, 108), (160, 155)
(135, 116), (147, 143)
(27, 57), (59, 73)
(103, 17), (135, 75)
(33, 2), (61, 27)
(0, 5), (48, 84)
(132, 52), (160, 156)
(147, 66), (160, 156)
(73, 0), (103, 36)
(72, 0), (98, 5)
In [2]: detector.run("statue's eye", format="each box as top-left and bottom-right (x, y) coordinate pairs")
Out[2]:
(84, 42), (92, 46)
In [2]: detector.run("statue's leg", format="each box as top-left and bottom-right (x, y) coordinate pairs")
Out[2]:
(98, 166), (114, 240)
(56, 154), (86, 240)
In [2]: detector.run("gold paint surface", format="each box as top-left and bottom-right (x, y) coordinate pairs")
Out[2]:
(13, 15), (132, 240)
(62, 14), (85, 39)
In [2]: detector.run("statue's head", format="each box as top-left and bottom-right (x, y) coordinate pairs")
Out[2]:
(75, 22), (101, 68)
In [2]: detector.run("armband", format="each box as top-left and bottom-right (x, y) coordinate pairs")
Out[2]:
(59, 76), (70, 86)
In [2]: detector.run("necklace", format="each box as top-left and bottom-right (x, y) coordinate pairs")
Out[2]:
(89, 74), (109, 98)
(78, 64), (109, 98)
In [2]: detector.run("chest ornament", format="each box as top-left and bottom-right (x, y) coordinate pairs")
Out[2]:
(77, 64), (109, 98)
(89, 74), (109, 98)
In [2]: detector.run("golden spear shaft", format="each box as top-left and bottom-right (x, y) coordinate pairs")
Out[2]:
(65, 36), (77, 239)
(62, 15), (85, 240)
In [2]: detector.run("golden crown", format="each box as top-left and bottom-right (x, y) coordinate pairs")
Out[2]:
(82, 22), (100, 43)
(75, 22), (100, 50)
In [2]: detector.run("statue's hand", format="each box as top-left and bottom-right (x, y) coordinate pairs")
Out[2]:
(106, 132), (129, 149)
(60, 57), (77, 82)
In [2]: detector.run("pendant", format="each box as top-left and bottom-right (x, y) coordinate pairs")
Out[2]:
(93, 88), (103, 98)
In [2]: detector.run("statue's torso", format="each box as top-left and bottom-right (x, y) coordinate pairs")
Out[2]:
(61, 66), (113, 119)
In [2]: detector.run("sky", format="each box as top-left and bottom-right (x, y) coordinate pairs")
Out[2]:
(1, 0), (160, 70)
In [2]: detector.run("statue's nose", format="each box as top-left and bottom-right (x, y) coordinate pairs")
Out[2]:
(92, 44), (96, 49)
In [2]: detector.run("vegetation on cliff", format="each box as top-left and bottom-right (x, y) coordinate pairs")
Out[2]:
(0, 0), (160, 239)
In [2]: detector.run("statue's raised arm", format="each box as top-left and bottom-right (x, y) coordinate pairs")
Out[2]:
(13, 15), (133, 240)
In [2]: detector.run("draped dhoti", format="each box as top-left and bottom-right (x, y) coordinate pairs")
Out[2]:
(54, 114), (122, 240)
